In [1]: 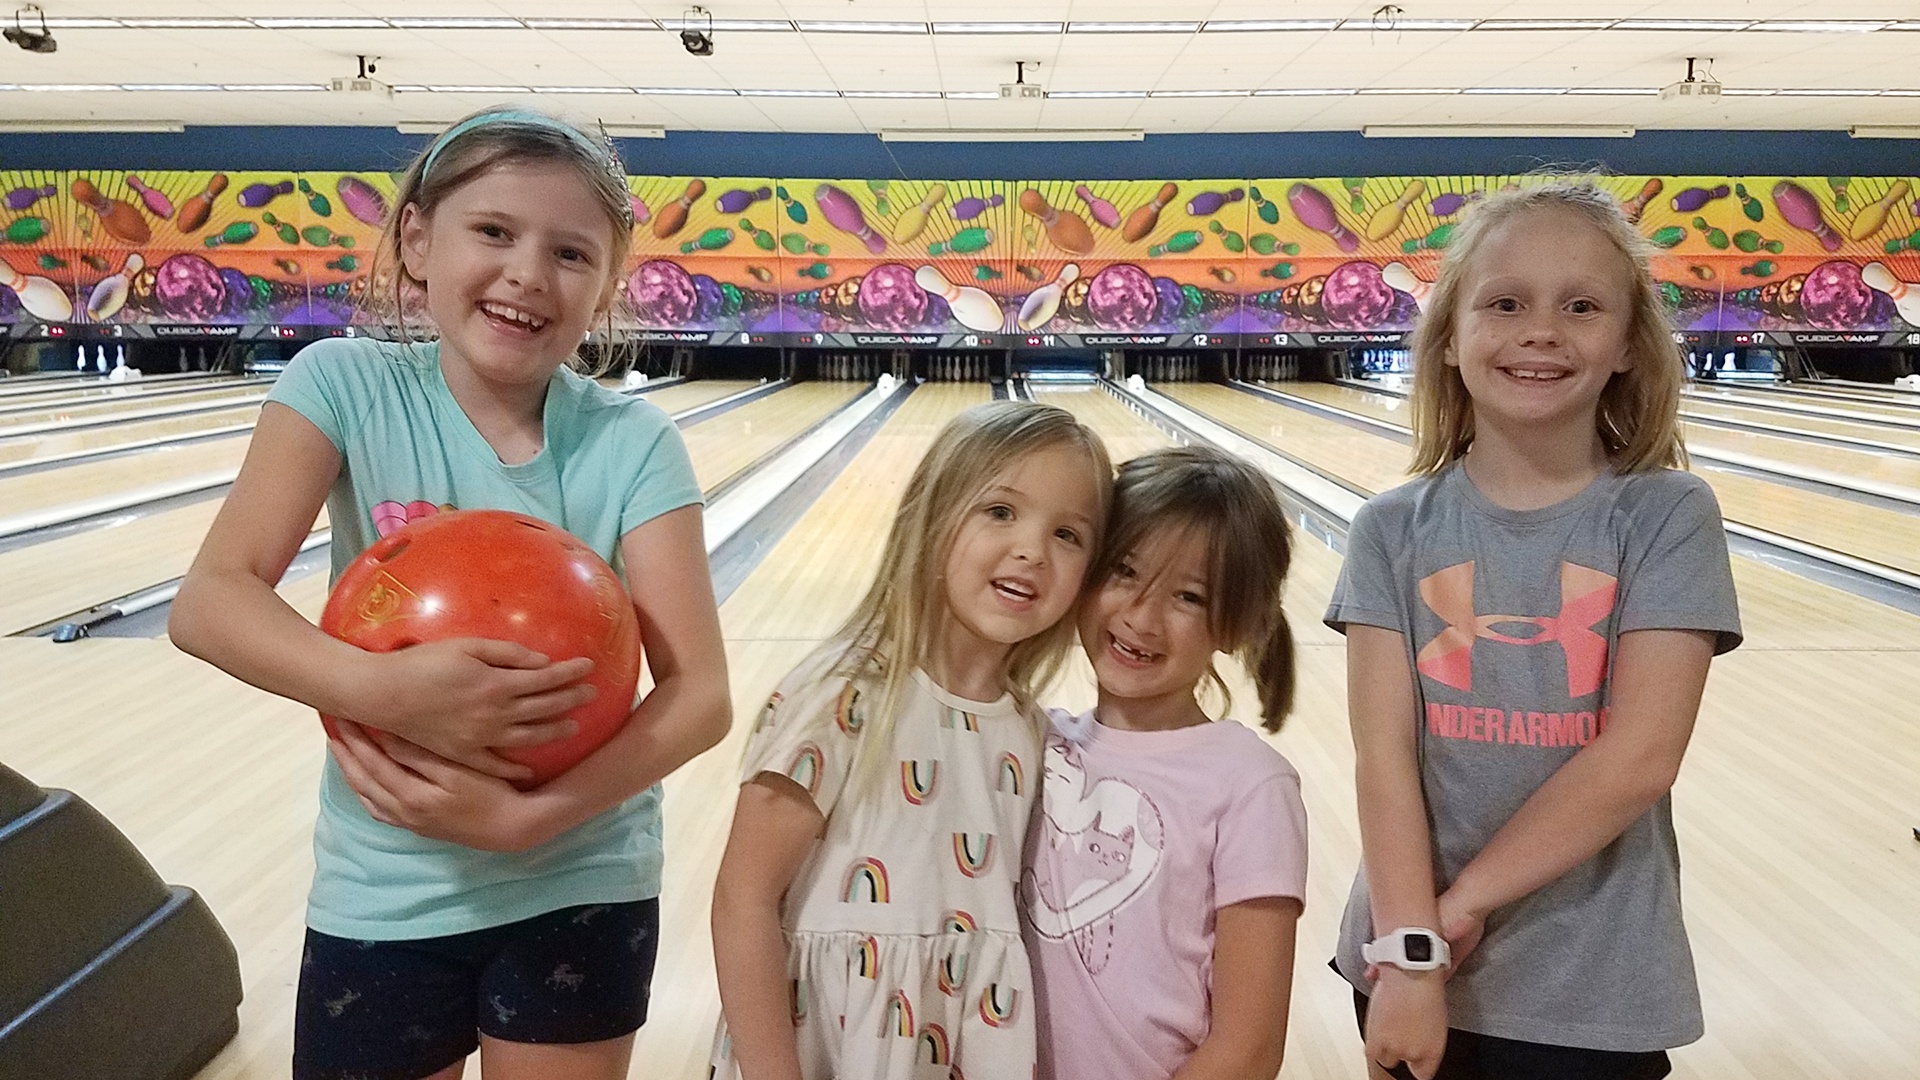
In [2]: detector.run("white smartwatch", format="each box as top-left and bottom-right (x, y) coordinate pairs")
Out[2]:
(1362, 927), (1451, 972)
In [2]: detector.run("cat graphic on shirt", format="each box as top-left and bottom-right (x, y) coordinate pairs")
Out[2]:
(1024, 738), (1164, 974)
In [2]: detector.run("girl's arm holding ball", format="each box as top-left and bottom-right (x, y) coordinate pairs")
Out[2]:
(711, 775), (827, 1080)
(1437, 628), (1715, 955)
(171, 403), (588, 783)
(1169, 895), (1301, 1080)
(1347, 622), (1448, 1080)
(334, 504), (732, 851)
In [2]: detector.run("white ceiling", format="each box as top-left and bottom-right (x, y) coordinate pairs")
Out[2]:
(3, 1), (1918, 133)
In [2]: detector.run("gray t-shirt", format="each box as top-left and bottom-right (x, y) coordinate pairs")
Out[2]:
(1324, 461), (1741, 1051)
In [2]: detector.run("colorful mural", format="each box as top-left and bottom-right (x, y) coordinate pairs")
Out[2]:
(4, 170), (1917, 348)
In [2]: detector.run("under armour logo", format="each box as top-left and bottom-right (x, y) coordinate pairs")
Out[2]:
(1415, 561), (1617, 697)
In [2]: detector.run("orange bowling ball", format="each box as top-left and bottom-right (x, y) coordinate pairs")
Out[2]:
(318, 509), (642, 789)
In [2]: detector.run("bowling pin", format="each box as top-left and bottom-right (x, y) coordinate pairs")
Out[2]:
(76, 345), (87, 370)
(1287, 183), (1360, 252)
(1770, 181), (1842, 252)
(1861, 263), (1920, 327)
(1074, 184), (1121, 229)
(86, 253), (144, 322)
(952, 193), (1003, 221)
(714, 185), (772, 214)
(892, 183), (947, 245)
(1619, 178), (1662, 223)
(1381, 261), (1432, 313)
(96, 345), (108, 373)
(1848, 180), (1911, 242)
(1365, 179), (1426, 242)
(0, 259), (74, 322)
(177, 173), (228, 234)
(1018, 189), (1096, 255)
(238, 179), (295, 208)
(1185, 188), (1245, 217)
(652, 178), (706, 239)
(814, 183), (887, 254)
(5, 183), (56, 212)
(1124, 182), (1179, 243)
(916, 264), (1004, 333)
(70, 177), (150, 245)
(1017, 263), (1079, 331)
(125, 174), (175, 219)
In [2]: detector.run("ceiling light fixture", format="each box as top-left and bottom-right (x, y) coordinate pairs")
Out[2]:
(1365, 124), (1636, 138)
(880, 128), (1144, 142)
(5, 3), (55, 52)
(680, 6), (714, 55)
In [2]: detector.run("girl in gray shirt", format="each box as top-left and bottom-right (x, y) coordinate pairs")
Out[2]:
(1325, 181), (1740, 1080)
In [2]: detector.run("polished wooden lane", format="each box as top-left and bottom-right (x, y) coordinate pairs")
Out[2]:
(1688, 383), (1920, 422)
(630, 379), (761, 416)
(1165, 382), (1920, 652)
(0, 373), (258, 409)
(681, 381), (865, 493)
(1681, 396), (1920, 451)
(0, 434), (252, 519)
(0, 382), (272, 430)
(1245, 382), (1920, 577)
(0, 404), (262, 467)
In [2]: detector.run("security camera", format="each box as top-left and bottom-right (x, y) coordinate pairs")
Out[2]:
(681, 6), (713, 56)
(5, 4), (55, 53)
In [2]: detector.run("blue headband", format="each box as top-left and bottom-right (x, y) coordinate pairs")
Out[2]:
(420, 110), (631, 224)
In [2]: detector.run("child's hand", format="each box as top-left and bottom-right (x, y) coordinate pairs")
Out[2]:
(1365, 967), (1448, 1080)
(349, 638), (597, 782)
(329, 719), (555, 852)
(1436, 890), (1488, 977)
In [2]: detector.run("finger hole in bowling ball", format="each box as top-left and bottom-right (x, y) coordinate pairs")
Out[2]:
(373, 539), (411, 563)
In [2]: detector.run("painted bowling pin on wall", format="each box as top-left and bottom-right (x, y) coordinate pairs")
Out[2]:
(1018, 189), (1095, 255)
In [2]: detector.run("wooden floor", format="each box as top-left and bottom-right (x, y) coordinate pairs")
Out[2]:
(0, 378), (1915, 1078)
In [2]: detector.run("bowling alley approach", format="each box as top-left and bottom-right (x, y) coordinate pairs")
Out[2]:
(2, 6), (1918, 1080)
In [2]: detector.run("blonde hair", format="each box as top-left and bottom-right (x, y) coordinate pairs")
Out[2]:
(365, 106), (636, 375)
(1408, 179), (1688, 474)
(1097, 446), (1296, 732)
(822, 400), (1113, 791)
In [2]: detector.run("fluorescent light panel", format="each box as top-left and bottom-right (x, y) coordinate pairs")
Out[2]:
(881, 128), (1144, 142)
(795, 21), (926, 33)
(1069, 22), (1201, 33)
(1204, 20), (1339, 31)
(0, 119), (185, 131)
(1850, 125), (1920, 137)
(931, 22), (1062, 33)
(1365, 124), (1635, 138)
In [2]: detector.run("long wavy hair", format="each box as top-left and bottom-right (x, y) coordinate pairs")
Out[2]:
(822, 399), (1113, 793)
(1408, 179), (1688, 474)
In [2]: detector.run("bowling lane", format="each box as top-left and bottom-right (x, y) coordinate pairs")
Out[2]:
(1295, 381), (1920, 497)
(1270, 381), (1920, 576)
(0, 382), (844, 637)
(0, 433), (251, 520)
(682, 380), (864, 492)
(1682, 396), (1920, 452)
(0, 371), (252, 406)
(1167, 382), (1920, 652)
(0, 382), (272, 430)
(630, 378), (758, 416)
(0, 403), (260, 468)
(1689, 384), (1920, 424)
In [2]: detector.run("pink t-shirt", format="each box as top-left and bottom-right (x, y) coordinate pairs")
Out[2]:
(1021, 710), (1308, 1080)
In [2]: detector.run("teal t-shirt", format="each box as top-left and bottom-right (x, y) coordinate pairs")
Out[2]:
(268, 337), (702, 940)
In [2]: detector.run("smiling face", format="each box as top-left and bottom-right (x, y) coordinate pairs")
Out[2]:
(1446, 206), (1636, 440)
(399, 159), (622, 391)
(1078, 524), (1221, 722)
(938, 443), (1104, 666)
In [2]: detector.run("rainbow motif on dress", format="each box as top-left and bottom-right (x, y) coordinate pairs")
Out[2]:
(789, 978), (808, 1025)
(786, 743), (824, 795)
(885, 990), (915, 1038)
(952, 833), (995, 878)
(979, 984), (1020, 1028)
(938, 949), (968, 995)
(853, 935), (880, 979)
(834, 683), (865, 734)
(940, 707), (979, 732)
(944, 910), (977, 934)
(917, 1023), (951, 1065)
(997, 752), (1023, 795)
(754, 691), (783, 732)
(900, 760), (939, 805)
(843, 857), (891, 903)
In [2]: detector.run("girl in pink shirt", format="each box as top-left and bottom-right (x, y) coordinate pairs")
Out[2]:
(1023, 445), (1308, 1080)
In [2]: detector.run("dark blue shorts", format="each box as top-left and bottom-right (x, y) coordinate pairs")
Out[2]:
(1350, 985), (1672, 1080)
(294, 899), (658, 1080)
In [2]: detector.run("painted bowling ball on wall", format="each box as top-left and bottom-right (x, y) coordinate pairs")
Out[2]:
(318, 509), (642, 789)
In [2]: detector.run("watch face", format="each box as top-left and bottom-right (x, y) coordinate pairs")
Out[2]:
(1405, 933), (1433, 963)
